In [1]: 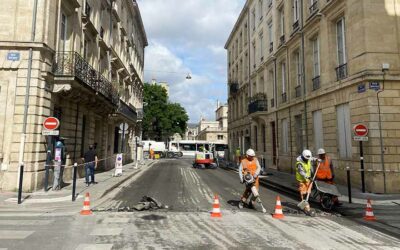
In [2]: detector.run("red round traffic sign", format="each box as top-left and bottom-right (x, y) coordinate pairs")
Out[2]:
(353, 124), (368, 137)
(43, 117), (60, 130)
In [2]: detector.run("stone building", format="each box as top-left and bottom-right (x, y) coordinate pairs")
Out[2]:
(0, 0), (147, 191)
(197, 103), (228, 144)
(225, 0), (400, 193)
(184, 123), (198, 140)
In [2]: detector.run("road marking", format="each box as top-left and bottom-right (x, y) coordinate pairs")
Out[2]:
(90, 228), (123, 236)
(0, 220), (54, 226)
(76, 244), (113, 250)
(0, 230), (34, 239)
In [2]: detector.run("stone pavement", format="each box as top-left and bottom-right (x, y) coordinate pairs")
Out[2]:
(0, 160), (156, 214)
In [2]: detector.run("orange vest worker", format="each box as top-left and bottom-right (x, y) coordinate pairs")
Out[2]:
(316, 157), (333, 180)
(241, 158), (259, 188)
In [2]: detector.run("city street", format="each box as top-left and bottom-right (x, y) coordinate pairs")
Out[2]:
(1, 159), (399, 250)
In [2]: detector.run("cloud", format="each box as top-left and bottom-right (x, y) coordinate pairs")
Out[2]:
(137, 0), (245, 122)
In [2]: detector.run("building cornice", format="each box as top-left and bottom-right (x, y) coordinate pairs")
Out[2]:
(225, 0), (251, 49)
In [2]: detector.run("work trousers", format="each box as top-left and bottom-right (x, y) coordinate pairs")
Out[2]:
(85, 162), (95, 183)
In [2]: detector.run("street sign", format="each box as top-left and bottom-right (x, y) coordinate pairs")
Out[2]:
(353, 124), (368, 137)
(357, 83), (366, 93)
(354, 136), (368, 141)
(43, 117), (60, 130)
(369, 81), (380, 91)
(42, 130), (60, 136)
(119, 122), (129, 131)
(7, 52), (20, 61)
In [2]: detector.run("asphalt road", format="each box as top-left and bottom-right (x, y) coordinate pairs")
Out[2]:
(1, 159), (399, 250)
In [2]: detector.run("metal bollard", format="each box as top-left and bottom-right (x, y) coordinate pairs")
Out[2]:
(17, 164), (24, 204)
(72, 163), (78, 201)
(346, 166), (352, 204)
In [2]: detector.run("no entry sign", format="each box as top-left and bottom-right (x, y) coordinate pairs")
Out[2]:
(353, 124), (368, 137)
(43, 117), (60, 130)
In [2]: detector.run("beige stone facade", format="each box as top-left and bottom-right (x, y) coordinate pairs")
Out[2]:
(0, 0), (147, 191)
(226, 0), (400, 193)
(197, 104), (228, 144)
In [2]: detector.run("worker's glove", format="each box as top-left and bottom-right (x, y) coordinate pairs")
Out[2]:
(253, 174), (258, 179)
(240, 179), (244, 184)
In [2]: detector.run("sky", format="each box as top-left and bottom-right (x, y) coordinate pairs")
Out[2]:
(137, 0), (246, 123)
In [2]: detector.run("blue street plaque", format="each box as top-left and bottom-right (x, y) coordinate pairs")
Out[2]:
(369, 81), (380, 91)
(7, 52), (20, 61)
(358, 83), (366, 93)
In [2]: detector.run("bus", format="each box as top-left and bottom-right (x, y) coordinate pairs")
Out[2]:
(168, 140), (228, 158)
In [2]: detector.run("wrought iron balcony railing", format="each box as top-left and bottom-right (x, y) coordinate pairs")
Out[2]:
(248, 99), (268, 114)
(312, 75), (320, 90)
(281, 92), (287, 103)
(269, 42), (274, 53)
(52, 51), (119, 106)
(295, 85), (302, 98)
(229, 83), (239, 95)
(336, 63), (348, 81)
(279, 35), (285, 46)
(118, 100), (137, 122)
(270, 98), (275, 108)
(310, 1), (318, 14)
(293, 20), (299, 31)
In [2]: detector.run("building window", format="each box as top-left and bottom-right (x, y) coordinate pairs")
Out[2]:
(280, 9), (285, 36)
(281, 118), (289, 153)
(313, 110), (324, 150)
(83, 39), (89, 60)
(337, 103), (352, 158)
(281, 62), (286, 94)
(217, 135), (224, 140)
(259, 0), (263, 20)
(295, 51), (301, 86)
(293, 0), (299, 22)
(295, 115), (303, 154)
(259, 33), (264, 61)
(312, 37), (320, 78)
(252, 42), (256, 67)
(262, 124), (266, 152)
(252, 9), (256, 30)
(268, 21), (273, 52)
(60, 13), (68, 51)
(337, 18), (346, 66)
(254, 126), (258, 151)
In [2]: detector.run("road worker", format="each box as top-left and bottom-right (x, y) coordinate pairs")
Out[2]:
(235, 147), (241, 166)
(238, 148), (261, 209)
(295, 149), (313, 213)
(149, 148), (155, 160)
(315, 148), (334, 183)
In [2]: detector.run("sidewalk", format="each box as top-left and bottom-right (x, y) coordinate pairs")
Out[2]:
(0, 160), (155, 214)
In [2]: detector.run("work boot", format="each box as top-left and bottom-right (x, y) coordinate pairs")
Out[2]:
(238, 201), (244, 209)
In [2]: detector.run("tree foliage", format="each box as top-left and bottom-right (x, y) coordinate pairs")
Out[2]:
(142, 83), (189, 141)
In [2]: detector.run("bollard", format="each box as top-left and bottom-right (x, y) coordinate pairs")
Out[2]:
(72, 163), (78, 202)
(346, 166), (352, 204)
(17, 164), (24, 204)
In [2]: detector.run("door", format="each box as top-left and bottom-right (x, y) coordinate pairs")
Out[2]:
(271, 121), (277, 165)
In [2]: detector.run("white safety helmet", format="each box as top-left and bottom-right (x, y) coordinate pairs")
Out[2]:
(246, 149), (256, 157)
(317, 148), (326, 155)
(302, 149), (312, 160)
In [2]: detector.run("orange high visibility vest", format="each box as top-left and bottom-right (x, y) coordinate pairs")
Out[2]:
(241, 158), (258, 175)
(316, 157), (333, 179)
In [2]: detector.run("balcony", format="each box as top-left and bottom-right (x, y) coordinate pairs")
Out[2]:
(229, 83), (239, 95)
(279, 35), (285, 47)
(98, 27), (109, 51)
(112, 1), (121, 22)
(336, 63), (348, 81)
(295, 85), (302, 98)
(82, 3), (97, 35)
(312, 76), (320, 90)
(67, 0), (80, 8)
(310, 1), (319, 14)
(118, 100), (137, 122)
(136, 108), (144, 121)
(292, 20), (299, 31)
(52, 51), (119, 106)
(269, 42), (273, 53)
(248, 93), (268, 114)
(281, 92), (287, 103)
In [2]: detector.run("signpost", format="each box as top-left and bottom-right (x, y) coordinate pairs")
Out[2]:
(119, 123), (129, 153)
(353, 124), (368, 193)
(42, 117), (60, 191)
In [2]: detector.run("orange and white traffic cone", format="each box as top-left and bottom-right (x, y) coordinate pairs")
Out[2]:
(80, 192), (92, 215)
(272, 196), (284, 219)
(364, 198), (376, 221)
(211, 194), (222, 218)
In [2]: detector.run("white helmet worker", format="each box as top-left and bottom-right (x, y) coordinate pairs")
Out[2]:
(246, 149), (256, 157)
(302, 149), (312, 160)
(317, 148), (326, 155)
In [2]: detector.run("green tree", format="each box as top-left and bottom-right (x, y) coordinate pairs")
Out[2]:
(142, 83), (189, 141)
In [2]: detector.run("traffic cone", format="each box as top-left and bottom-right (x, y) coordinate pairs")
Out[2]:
(272, 196), (284, 219)
(363, 198), (376, 221)
(80, 192), (92, 215)
(211, 194), (222, 218)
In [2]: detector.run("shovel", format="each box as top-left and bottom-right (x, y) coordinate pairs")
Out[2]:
(297, 161), (321, 211)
